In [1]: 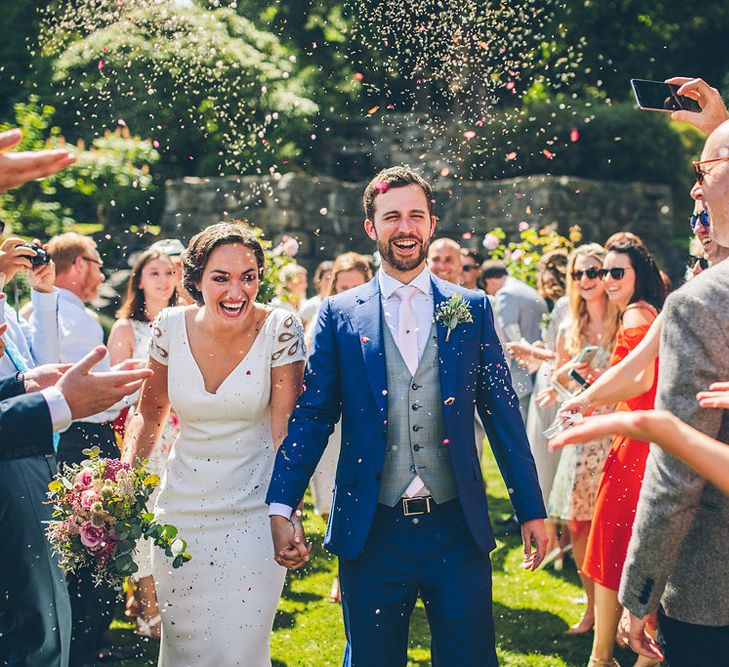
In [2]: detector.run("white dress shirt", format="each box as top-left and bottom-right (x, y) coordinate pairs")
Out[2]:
(56, 288), (121, 423)
(0, 290), (71, 432)
(0, 290), (61, 377)
(269, 267), (436, 519)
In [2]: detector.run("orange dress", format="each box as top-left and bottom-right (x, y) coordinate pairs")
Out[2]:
(582, 308), (658, 591)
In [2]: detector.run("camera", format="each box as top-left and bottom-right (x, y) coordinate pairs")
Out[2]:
(18, 244), (51, 268)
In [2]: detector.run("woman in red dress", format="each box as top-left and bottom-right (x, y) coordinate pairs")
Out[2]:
(579, 235), (666, 667)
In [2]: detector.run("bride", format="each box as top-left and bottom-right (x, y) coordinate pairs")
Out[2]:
(123, 222), (307, 666)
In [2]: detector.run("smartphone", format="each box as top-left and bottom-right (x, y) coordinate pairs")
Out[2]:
(630, 79), (701, 113)
(568, 368), (591, 389)
(576, 344), (599, 365)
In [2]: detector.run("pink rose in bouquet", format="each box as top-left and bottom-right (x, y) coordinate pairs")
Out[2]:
(74, 468), (93, 489)
(80, 489), (101, 510)
(79, 523), (107, 550)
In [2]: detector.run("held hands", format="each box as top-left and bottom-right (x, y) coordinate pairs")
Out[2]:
(520, 518), (548, 571)
(271, 509), (312, 570)
(665, 77), (729, 135)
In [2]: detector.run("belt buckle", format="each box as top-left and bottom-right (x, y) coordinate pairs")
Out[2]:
(402, 496), (431, 516)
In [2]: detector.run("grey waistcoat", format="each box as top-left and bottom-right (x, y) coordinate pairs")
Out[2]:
(378, 318), (458, 506)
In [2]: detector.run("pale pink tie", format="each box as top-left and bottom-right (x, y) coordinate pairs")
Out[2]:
(396, 285), (419, 376)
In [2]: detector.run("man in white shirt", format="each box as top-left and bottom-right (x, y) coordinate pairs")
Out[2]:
(46, 231), (122, 666)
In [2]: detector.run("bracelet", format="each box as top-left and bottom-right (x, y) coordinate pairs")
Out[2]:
(15, 371), (25, 392)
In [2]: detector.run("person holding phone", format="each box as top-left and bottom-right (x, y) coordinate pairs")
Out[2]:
(539, 244), (618, 635)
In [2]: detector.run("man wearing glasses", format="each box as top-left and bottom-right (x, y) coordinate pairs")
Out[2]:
(617, 78), (729, 666)
(46, 232), (126, 665)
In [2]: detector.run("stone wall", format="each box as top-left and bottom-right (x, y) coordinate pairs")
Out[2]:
(161, 172), (679, 276)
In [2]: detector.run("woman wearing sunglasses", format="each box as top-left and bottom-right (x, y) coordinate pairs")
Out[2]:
(544, 244), (618, 635)
(573, 236), (666, 667)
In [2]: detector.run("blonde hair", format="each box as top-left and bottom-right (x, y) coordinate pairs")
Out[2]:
(48, 232), (97, 275)
(329, 252), (373, 295)
(564, 243), (619, 356)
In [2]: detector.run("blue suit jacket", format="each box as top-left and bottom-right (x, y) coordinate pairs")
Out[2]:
(266, 274), (546, 560)
(0, 374), (53, 462)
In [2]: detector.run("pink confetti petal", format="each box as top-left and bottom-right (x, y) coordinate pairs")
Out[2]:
(542, 149), (555, 159)
(463, 130), (476, 140)
(570, 128), (580, 142)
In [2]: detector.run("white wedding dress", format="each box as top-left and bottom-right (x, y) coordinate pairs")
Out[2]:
(148, 306), (305, 667)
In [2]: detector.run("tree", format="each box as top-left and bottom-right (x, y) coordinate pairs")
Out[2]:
(0, 96), (159, 240)
(45, 1), (318, 178)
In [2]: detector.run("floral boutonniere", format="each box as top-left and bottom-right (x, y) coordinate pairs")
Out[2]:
(436, 293), (473, 342)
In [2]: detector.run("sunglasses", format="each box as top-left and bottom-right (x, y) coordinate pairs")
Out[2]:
(692, 155), (729, 183)
(571, 267), (601, 281)
(598, 267), (632, 280)
(462, 265), (479, 272)
(690, 210), (711, 232)
(687, 254), (709, 271)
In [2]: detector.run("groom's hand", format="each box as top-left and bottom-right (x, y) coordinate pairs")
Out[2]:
(271, 512), (312, 570)
(520, 518), (548, 571)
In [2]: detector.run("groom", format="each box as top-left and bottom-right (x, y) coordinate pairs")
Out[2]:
(267, 166), (547, 666)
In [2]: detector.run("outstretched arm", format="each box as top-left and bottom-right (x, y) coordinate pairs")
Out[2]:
(560, 313), (661, 417)
(551, 409), (729, 497)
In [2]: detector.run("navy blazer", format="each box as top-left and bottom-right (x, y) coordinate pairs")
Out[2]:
(266, 274), (546, 559)
(0, 373), (53, 462)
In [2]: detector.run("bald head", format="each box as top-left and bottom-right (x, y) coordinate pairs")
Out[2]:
(427, 237), (462, 283)
(693, 120), (729, 246)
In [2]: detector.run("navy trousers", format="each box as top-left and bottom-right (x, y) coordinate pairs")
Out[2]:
(338, 499), (497, 667)
(0, 455), (71, 667)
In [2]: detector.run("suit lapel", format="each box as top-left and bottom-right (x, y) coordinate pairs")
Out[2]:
(432, 276), (458, 420)
(349, 278), (388, 420)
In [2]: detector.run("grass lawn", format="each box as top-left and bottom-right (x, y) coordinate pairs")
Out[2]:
(107, 450), (635, 666)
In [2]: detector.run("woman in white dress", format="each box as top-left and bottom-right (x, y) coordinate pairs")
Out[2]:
(304, 252), (372, 602)
(108, 249), (180, 637)
(123, 222), (306, 667)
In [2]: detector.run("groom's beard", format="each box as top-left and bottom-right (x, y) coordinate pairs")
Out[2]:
(377, 234), (430, 272)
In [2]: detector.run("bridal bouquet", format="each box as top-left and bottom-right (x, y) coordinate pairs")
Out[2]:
(46, 447), (190, 588)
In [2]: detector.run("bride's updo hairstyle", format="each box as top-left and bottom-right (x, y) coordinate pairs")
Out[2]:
(181, 222), (265, 306)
